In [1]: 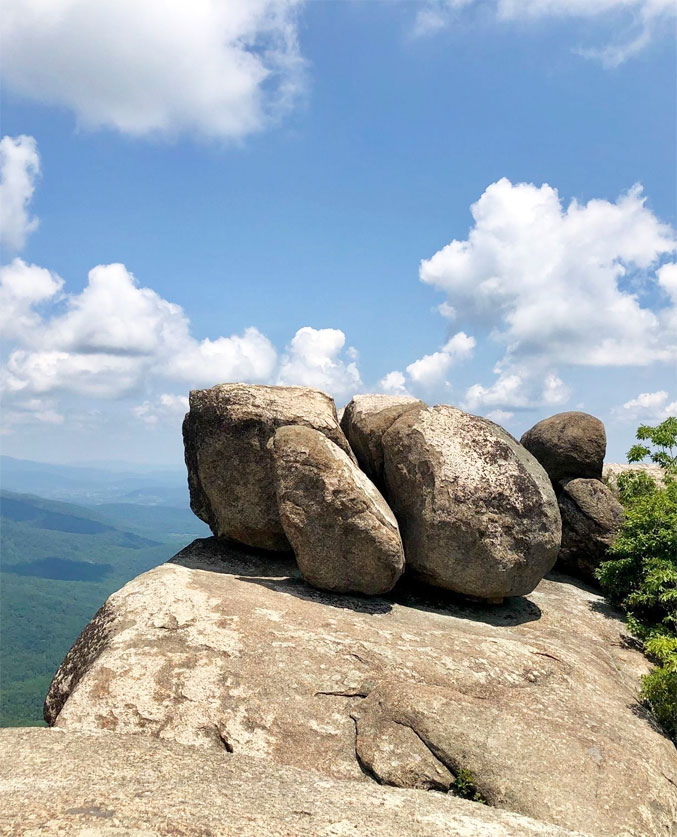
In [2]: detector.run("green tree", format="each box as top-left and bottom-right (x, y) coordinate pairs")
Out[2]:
(596, 417), (677, 741)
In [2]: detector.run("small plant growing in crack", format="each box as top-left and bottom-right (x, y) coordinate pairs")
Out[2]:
(451, 768), (486, 804)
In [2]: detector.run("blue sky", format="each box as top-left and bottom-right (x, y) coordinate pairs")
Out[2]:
(0, 0), (675, 465)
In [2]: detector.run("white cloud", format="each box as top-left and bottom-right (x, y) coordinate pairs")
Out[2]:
(379, 370), (410, 396)
(133, 393), (189, 426)
(1, 0), (305, 140)
(413, 0), (675, 64)
(464, 370), (571, 412)
(377, 331), (475, 397)
(0, 259), (63, 341)
(0, 135), (40, 251)
(0, 396), (64, 433)
(485, 408), (514, 424)
(542, 372), (571, 406)
(615, 390), (677, 422)
(1, 262), (278, 398)
(276, 326), (362, 400)
(406, 331), (475, 388)
(421, 177), (675, 410)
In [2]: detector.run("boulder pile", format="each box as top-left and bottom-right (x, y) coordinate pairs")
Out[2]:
(183, 384), (565, 600)
(30, 384), (677, 837)
(521, 412), (624, 581)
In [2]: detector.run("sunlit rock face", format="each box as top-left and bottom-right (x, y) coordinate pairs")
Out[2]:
(44, 537), (677, 837)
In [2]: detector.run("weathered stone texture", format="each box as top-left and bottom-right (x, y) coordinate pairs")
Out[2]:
(340, 393), (425, 488)
(271, 425), (404, 594)
(0, 728), (584, 837)
(521, 412), (606, 483)
(44, 537), (677, 837)
(183, 383), (352, 550)
(557, 478), (625, 579)
(382, 405), (562, 598)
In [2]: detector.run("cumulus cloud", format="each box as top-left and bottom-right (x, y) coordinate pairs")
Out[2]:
(413, 0), (675, 64)
(0, 261), (363, 426)
(405, 331), (476, 389)
(0, 261), (279, 399)
(0, 259), (63, 341)
(133, 393), (189, 426)
(378, 331), (475, 397)
(464, 371), (571, 413)
(485, 409), (514, 424)
(615, 390), (677, 422)
(379, 370), (410, 396)
(0, 135), (40, 251)
(276, 327), (362, 400)
(420, 177), (675, 411)
(1, 0), (305, 140)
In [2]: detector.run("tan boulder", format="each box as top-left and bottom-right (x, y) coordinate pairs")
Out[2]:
(0, 728), (583, 837)
(45, 538), (677, 837)
(182, 383), (353, 550)
(271, 425), (404, 594)
(382, 405), (561, 599)
(340, 393), (425, 488)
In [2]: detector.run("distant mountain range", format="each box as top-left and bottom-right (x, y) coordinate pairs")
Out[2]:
(0, 465), (210, 728)
(0, 455), (190, 506)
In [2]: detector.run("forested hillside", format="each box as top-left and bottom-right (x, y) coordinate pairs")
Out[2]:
(0, 490), (209, 726)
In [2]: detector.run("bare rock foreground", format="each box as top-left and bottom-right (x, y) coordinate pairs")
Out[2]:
(0, 728), (582, 837)
(40, 538), (677, 837)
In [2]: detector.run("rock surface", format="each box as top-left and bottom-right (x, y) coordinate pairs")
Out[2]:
(0, 728), (583, 837)
(520, 412), (606, 483)
(340, 393), (425, 488)
(45, 537), (677, 837)
(557, 478), (625, 579)
(183, 383), (353, 550)
(382, 405), (562, 599)
(271, 425), (405, 594)
(603, 462), (665, 492)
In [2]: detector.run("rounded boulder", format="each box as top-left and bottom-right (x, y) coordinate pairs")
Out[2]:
(382, 405), (561, 599)
(340, 394), (425, 489)
(557, 478), (624, 580)
(183, 383), (353, 551)
(520, 412), (606, 483)
(271, 425), (405, 595)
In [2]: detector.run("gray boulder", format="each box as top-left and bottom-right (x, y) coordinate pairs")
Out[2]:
(557, 478), (624, 580)
(271, 425), (404, 594)
(340, 393), (425, 488)
(520, 412), (606, 483)
(382, 405), (561, 599)
(182, 383), (353, 551)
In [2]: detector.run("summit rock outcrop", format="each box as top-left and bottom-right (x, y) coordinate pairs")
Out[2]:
(43, 537), (677, 837)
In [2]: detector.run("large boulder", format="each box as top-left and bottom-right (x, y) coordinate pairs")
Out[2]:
(182, 383), (353, 550)
(382, 405), (561, 599)
(0, 729), (581, 837)
(44, 538), (677, 837)
(557, 478), (624, 580)
(520, 412), (606, 483)
(340, 394), (425, 488)
(271, 425), (405, 594)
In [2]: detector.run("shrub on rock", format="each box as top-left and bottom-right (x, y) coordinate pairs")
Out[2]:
(520, 411), (606, 483)
(382, 405), (561, 599)
(557, 478), (624, 580)
(271, 425), (405, 594)
(340, 394), (425, 489)
(183, 383), (353, 551)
